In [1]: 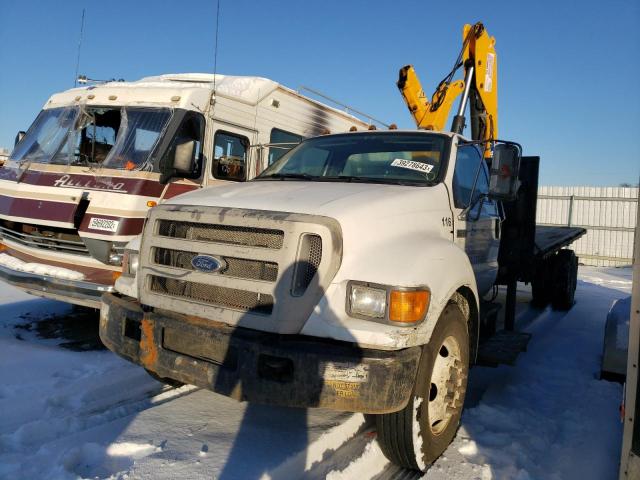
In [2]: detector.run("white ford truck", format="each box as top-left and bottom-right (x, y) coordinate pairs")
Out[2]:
(100, 129), (584, 470)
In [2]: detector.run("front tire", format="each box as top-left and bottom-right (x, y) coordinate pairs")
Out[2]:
(375, 303), (469, 471)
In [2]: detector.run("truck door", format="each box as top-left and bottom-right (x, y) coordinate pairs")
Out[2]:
(452, 144), (500, 296)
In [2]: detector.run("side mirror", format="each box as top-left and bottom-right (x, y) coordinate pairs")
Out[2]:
(489, 143), (521, 201)
(14, 131), (26, 147)
(160, 138), (197, 185)
(173, 139), (195, 172)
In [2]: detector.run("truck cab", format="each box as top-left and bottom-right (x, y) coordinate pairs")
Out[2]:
(0, 74), (368, 307)
(100, 129), (519, 470)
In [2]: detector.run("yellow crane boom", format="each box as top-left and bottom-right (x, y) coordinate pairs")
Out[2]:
(397, 22), (498, 157)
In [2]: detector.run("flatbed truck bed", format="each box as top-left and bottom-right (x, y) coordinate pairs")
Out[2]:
(535, 225), (586, 260)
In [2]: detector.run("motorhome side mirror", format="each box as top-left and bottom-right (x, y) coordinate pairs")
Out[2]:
(173, 139), (195, 172)
(159, 138), (196, 185)
(14, 131), (26, 147)
(489, 144), (521, 201)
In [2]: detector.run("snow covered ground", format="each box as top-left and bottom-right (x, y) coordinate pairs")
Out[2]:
(0, 266), (631, 480)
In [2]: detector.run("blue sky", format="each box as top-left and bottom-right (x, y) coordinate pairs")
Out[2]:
(0, 0), (638, 186)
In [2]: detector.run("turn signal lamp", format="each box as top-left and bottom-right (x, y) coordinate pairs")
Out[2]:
(147, 201), (157, 208)
(389, 290), (430, 323)
(0, 242), (7, 252)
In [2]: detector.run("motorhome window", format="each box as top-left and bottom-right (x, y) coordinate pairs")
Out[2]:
(257, 132), (447, 186)
(70, 108), (121, 165)
(269, 128), (303, 165)
(213, 131), (249, 181)
(100, 108), (172, 172)
(452, 144), (488, 209)
(9, 107), (78, 164)
(10, 106), (172, 171)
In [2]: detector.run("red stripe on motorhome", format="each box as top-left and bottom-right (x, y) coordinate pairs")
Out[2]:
(162, 182), (199, 199)
(0, 168), (165, 197)
(0, 195), (77, 224)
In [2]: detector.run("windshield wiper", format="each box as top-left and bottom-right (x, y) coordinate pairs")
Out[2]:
(257, 173), (316, 181)
(319, 175), (417, 185)
(317, 175), (368, 183)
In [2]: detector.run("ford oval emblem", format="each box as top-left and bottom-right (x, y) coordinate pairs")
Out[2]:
(191, 255), (226, 273)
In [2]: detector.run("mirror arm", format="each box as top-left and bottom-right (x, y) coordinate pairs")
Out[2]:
(458, 193), (487, 221)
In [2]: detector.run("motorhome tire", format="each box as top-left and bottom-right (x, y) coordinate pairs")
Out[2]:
(551, 249), (578, 310)
(375, 303), (469, 471)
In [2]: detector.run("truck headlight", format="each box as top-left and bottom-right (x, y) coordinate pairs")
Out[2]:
(349, 284), (387, 318)
(347, 281), (430, 325)
(122, 249), (139, 277)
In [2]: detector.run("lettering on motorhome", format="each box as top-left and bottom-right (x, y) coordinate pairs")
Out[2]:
(53, 175), (127, 193)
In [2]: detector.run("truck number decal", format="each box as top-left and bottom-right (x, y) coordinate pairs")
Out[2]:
(390, 158), (434, 174)
(442, 216), (452, 227)
(88, 217), (120, 233)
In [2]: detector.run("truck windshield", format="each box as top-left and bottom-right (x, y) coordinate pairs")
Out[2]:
(10, 106), (172, 172)
(256, 132), (447, 185)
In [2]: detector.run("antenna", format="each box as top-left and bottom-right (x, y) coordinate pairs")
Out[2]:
(212, 0), (221, 93)
(74, 9), (85, 87)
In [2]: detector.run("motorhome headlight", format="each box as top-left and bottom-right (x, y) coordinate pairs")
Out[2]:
(122, 249), (139, 277)
(348, 283), (387, 318)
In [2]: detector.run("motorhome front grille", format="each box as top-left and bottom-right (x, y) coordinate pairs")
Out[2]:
(157, 220), (284, 249)
(0, 225), (90, 256)
(148, 274), (274, 314)
(152, 247), (278, 282)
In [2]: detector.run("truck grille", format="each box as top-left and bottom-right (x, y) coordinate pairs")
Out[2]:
(291, 234), (322, 296)
(153, 247), (278, 282)
(157, 220), (284, 249)
(139, 206), (342, 333)
(149, 275), (274, 314)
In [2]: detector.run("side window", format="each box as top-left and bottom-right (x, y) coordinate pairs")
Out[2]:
(213, 131), (249, 182)
(269, 128), (303, 165)
(453, 145), (485, 209)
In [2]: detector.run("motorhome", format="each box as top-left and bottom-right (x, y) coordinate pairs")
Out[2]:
(0, 73), (369, 307)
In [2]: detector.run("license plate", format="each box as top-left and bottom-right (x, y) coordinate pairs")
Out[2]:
(88, 217), (120, 233)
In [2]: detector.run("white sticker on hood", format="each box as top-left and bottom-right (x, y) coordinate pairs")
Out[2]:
(391, 158), (434, 174)
(88, 217), (120, 233)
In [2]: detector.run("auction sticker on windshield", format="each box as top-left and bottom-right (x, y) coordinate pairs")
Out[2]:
(88, 217), (120, 233)
(391, 158), (434, 174)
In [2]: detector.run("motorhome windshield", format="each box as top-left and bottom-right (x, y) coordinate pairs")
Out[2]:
(10, 106), (172, 172)
(256, 132), (448, 186)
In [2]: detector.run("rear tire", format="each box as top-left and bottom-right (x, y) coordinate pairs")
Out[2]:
(531, 257), (552, 307)
(375, 303), (469, 471)
(551, 249), (578, 310)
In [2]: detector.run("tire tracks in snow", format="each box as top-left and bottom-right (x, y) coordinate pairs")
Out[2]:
(1, 378), (199, 454)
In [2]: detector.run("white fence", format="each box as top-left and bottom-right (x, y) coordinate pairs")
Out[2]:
(536, 186), (638, 266)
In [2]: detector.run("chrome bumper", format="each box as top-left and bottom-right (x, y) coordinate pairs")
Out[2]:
(0, 263), (114, 308)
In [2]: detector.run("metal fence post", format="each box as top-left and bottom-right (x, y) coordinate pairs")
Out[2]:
(567, 195), (574, 227)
